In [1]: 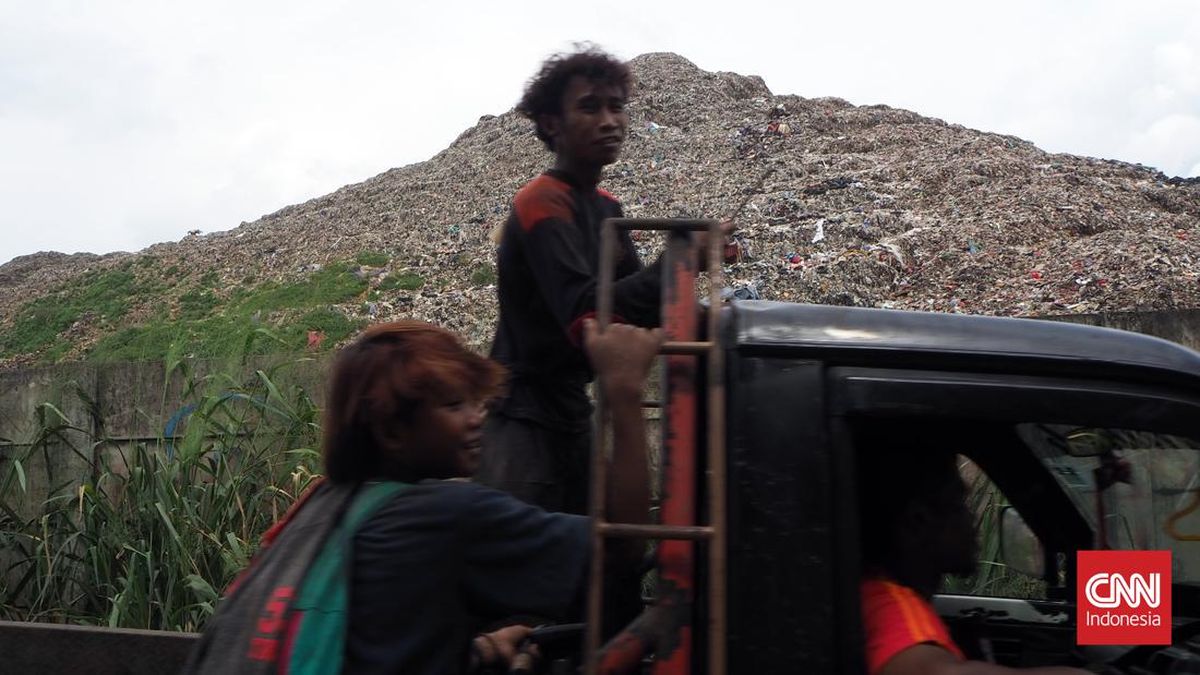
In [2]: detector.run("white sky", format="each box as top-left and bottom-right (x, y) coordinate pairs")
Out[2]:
(2, 0), (1198, 266)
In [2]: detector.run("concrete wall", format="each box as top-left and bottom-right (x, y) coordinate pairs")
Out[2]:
(1039, 308), (1200, 351)
(0, 356), (329, 521)
(0, 363), (97, 519)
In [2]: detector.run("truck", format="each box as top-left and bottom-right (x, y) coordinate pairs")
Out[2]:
(4, 220), (1200, 674)
(579, 219), (1200, 674)
(704, 299), (1200, 674)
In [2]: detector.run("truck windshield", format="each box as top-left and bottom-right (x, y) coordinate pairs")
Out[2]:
(1019, 424), (1200, 586)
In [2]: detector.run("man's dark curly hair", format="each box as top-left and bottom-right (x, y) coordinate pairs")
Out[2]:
(517, 45), (633, 151)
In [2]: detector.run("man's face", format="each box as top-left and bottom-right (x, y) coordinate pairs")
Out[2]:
(544, 75), (628, 167)
(403, 396), (487, 479)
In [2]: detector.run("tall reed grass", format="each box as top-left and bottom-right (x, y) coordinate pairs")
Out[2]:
(0, 356), (322, 631)
(943, 458), (1047, 599)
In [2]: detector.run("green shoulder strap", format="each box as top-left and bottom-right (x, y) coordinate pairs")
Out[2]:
(285, 481), (408, 675)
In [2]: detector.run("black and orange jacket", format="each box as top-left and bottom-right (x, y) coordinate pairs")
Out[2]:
(490, 169), (662, 431)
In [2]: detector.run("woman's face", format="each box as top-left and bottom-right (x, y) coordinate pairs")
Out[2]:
(404, 396), (487, 479)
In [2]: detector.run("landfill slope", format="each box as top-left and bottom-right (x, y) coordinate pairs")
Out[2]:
(1, 52), (1198, 367)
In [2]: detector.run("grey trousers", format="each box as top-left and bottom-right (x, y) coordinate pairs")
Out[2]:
(475, 413), (591, 515)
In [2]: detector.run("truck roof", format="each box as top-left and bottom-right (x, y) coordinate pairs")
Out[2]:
(730, 301), (1200, 386)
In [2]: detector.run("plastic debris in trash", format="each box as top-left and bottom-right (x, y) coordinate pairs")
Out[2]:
(1030, 271), (1043, 280)
(812, 219), (826, 243)
(867, 243), (906, 268)
(307, 330), (326, 351)
(724, 235), (749, 263)
(967, 240), (980, 255)
(720, 283), (761, 301)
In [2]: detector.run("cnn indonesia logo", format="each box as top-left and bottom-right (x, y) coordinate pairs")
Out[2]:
(1077, 550), (1172, 645)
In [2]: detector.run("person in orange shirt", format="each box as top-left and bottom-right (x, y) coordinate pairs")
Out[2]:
(858, 449), (1088, 675)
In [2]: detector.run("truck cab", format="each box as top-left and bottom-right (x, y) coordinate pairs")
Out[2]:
(722, 301), (1200, 673)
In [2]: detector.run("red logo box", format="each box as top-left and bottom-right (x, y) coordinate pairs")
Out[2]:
(1077, 550), (1171, 645)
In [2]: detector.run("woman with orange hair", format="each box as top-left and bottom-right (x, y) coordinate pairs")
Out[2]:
(185, 318), (660, 675)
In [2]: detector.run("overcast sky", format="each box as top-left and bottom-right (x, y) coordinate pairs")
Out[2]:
(2, 0), (1198, 266)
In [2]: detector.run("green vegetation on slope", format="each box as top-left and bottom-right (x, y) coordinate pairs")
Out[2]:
(378, 271), (424, 291)
(88, 262), (368, 362)
(0, 265), (157, 361)
(3, 259), (374, 364)
(234, 262), (367, 316)
(354, 251), (390, 267)
(469, 263), (496, 287)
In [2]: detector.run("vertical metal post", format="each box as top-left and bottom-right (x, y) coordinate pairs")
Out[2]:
(706, 221), (727, 675)
(585, 221), (618, 674)
(585, 217), (726, 675)
(653, 230), (699, 675)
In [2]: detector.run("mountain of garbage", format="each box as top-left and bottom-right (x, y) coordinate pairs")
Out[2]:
(2, 52), (1198, 368)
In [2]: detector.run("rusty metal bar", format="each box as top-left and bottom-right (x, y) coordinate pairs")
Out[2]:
(585, 220), (620, 672)
(598, 523), (713, 540)
(705, 220), (728, 675)
(608, 218), (717, 232)
(587, 217), (725, 675)
(654, 227), (700, 675)
(597, 220), (616, 328)
(660, 341), (713, 355)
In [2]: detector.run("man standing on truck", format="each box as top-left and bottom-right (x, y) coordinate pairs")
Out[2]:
(478, 45), (726, 514)
(858, 449), (1088, 675)
(475, 46), (652, 515)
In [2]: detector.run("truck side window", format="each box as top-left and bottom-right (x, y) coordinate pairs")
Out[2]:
(1017, 424), (1200, 584)
(939, 456), (1048, 600)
